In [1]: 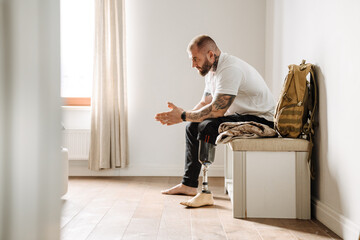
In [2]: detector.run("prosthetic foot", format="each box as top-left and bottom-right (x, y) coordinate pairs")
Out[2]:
(180, 192), (214, 207)
(180, 140), (216, 208)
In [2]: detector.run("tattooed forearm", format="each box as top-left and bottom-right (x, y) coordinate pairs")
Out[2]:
(186, 94), (235, 122)
(192, 92), (212, 111)
(213, 94), (235, 110)
(187, 105), (214, 121)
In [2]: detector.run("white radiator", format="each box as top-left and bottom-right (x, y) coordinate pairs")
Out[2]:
(62, 129), (90, 160)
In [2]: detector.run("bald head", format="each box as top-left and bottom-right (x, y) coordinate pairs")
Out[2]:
(188, 35), (221, 76)
(187, 35), (220, 55)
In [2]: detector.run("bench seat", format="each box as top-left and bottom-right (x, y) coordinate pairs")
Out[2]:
(228, 138), (311, 152)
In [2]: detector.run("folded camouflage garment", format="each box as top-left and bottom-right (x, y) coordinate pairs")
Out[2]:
(216, 121), (277, 144)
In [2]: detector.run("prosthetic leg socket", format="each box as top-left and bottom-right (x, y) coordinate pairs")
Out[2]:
(199, 140), (216, 194)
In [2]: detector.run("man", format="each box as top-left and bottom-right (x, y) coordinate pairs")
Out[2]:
(155, 35), (275, 207)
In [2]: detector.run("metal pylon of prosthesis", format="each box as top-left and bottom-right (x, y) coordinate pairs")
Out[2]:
(199, 139), (216, 194)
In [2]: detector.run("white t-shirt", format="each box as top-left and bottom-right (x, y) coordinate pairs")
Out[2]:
(204, 53), (275, 122)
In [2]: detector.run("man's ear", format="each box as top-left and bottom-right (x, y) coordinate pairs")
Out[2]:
(207, 50), (215, 62)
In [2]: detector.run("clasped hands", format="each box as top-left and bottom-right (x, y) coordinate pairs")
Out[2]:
(155, 102), (184, 126)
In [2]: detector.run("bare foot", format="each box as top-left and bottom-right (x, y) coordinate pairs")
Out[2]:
(180, 192), (214, 207)
(161, 183), (197, 196)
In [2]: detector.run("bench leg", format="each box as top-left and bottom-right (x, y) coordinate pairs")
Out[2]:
(296, 151), (311, 219)
(224, 144), (228, 194)
(232, 151), (246, 218)
(224, 144), (233, 195)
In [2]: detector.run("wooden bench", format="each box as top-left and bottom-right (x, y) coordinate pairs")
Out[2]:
(224, 138), (311, 219)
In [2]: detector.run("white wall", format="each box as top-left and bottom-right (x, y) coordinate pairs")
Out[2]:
(62, 106), (91, 129)
(124, 0), (266, 176)
(66, 0), (267, 177)
(266, 1), (360, 239)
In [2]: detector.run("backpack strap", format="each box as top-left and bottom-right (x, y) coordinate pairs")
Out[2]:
(283, 65), (295, 95)
(293, 66), (302, 103)
(302, 66), (317, 135)
(303, 65), (318, 179)
(294, 61), (312, 105)
(310, 68), (318, 134)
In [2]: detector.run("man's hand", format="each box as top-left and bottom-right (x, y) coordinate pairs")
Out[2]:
(155, 102), (184, 126)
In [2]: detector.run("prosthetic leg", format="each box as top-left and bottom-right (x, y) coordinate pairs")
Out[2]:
(199, 140), (216, 194)
(180, 139), (216, 207)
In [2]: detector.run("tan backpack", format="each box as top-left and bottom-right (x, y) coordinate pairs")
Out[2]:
(274, 60), (317, 140)
(274, 60), (318, 178)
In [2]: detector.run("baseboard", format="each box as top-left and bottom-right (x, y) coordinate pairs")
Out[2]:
(69, 160), (224, 177)
(312, 197), (360, 240)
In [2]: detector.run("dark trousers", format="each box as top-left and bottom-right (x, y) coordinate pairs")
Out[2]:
(182, 114), (274, 188)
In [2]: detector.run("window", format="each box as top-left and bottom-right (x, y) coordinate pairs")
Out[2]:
(60, 0), (95, 106)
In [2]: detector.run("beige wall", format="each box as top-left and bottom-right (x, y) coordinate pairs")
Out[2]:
(265, 1), (360, 239)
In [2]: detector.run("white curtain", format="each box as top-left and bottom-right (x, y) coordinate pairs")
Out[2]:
(89, 0), (128, 170)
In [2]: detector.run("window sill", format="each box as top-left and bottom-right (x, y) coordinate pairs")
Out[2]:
(62, 97), (91, 107)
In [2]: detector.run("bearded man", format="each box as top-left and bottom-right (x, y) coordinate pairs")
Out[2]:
(155, 35), (275, 207)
